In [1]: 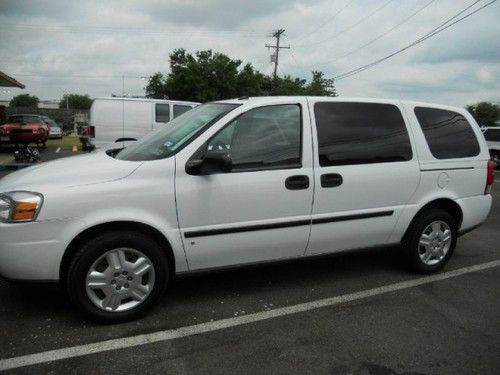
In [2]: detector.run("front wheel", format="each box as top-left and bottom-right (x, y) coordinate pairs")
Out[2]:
(66, 231), (169, 323)
(403, 209), (457, 273)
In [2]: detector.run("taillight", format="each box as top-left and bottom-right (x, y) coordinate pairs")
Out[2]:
(82, 126), (95, 138)
(485, 159), (495, 194)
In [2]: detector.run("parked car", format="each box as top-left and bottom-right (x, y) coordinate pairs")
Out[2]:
(0, 114), (49, 147)
(42, 117), (63, 140)
(482, 127), (500, 168)
(82, 97), (199, 149)
(0, 97), (494, 323)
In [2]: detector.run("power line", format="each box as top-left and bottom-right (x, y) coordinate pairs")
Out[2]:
(327, 0), (437, 63)
(10, 73), (146, 79)
(295, 0), (355, 42)
(334, 0), (496, 80)
(0, 23), (265, 38)
(297, 0), (395, 47)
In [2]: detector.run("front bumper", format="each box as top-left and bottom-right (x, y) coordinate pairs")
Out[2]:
(0, 219), (79, 281)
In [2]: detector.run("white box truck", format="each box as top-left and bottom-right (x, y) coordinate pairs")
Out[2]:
(82, 97), (199, 149)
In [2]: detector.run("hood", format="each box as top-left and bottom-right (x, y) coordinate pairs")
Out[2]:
(0, 150), (142, 192)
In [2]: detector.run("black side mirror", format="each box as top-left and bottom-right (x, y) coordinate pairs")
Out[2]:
(186, 152), (232, 175)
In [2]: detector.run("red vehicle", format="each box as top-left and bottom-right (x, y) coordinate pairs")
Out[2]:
(0, 114), (49, 147)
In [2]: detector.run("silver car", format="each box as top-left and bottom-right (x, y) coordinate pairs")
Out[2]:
(42, 117), (63, 139)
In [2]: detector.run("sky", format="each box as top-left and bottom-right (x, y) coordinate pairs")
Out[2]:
(0, 0), (499, 107)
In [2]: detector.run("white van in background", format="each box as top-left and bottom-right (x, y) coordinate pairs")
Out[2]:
(84, 97), (199, 148)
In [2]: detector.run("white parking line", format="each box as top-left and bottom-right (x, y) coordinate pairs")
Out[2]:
(55, 147), (61, 153)
(1, 259), (499, 371)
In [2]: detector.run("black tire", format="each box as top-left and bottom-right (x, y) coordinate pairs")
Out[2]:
(66, 230), (169, 323)
(402, 208), (457, 274)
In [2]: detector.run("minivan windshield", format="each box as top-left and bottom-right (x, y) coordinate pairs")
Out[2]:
(115, 103), (239, 161)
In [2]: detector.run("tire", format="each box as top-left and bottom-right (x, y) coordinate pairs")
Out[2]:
(402, 209), (457, 274)
(66, 230), (169, 323)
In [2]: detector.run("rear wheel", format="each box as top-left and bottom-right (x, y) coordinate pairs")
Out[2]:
(66, 231), (169, 323)
(403, 209), (457, 273)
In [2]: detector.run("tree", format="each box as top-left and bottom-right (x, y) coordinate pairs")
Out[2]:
(145, 72), (168, 99)
(145, 49), (337, 102)
(466, 101), (499, 126)
(9, 94), (39, 108)
(59, 94), (93, 110)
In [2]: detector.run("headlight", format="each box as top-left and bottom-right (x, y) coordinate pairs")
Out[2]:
(0, 191), (44, 223)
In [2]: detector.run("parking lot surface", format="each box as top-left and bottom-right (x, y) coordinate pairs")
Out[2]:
(0, 151), (499, 374)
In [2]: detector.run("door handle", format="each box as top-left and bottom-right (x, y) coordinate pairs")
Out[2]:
(285, 175), (310, 190)
(321, 173), (343, 188)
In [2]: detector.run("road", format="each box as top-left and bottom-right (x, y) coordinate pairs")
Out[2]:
(0, 150), (499, 374)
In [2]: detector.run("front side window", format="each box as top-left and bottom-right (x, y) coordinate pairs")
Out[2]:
(155, 103), (170, 122)
(414, 107), (480, 159)
(116, 103), (239, 161)
(314, 102), (413, 166)
(207, 104), (302, 170)
(173, 105), (193, 118)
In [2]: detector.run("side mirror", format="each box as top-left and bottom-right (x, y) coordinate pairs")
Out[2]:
(186, 152), (232, 175)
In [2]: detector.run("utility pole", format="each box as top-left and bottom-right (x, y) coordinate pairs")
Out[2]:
(265, 29), (290, 79)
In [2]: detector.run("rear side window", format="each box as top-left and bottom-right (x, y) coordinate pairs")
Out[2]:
(484, 129), (500, 142)
(155, 103), (170, 122)
(414, 107), (480, 159)
(173, 105), (193, 118)
(314, 102), (412, 166)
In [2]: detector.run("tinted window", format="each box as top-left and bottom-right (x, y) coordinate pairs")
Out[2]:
(155, 103), (170, 122)
(314, 102), (412, 166)
(414, 107), (480, 159)
(484, 129), (500, 142)
(208, 104), (301, 170)
(173, 105), (193, 118)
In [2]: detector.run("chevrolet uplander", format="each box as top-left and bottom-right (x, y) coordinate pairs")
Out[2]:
(0, 97), (494, 322)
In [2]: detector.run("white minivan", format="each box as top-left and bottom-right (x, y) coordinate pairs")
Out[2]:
(86, 97), (198, 148)
(0, 97), (494, 322)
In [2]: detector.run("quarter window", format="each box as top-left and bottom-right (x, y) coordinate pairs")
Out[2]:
(155, 103), (170, 122)
(484, 129), (500, 142)
(314, 102), (412, 166)
(414, 107), (480, 159)
(207, 104), (302, 170)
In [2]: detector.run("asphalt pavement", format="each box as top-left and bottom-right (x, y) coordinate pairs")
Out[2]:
(0, 150), (499, 374)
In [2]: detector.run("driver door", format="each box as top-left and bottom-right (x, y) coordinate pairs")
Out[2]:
(174, 100), (314, 271)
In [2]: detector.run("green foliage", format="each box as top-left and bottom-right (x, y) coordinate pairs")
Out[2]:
(59, 94), (93, 110)
(9, 94), (39, 108)
(145, 49), (337, 102)
(466, 101), (499, 126)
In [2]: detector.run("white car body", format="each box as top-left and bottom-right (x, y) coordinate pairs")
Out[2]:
(0, 97), (493, 283)
(90, 97), (199, 148)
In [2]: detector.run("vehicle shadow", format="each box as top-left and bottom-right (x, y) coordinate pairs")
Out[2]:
(0, 246), (405, 325)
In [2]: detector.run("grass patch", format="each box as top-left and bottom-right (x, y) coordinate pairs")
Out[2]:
(46, 136), (81, 149)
